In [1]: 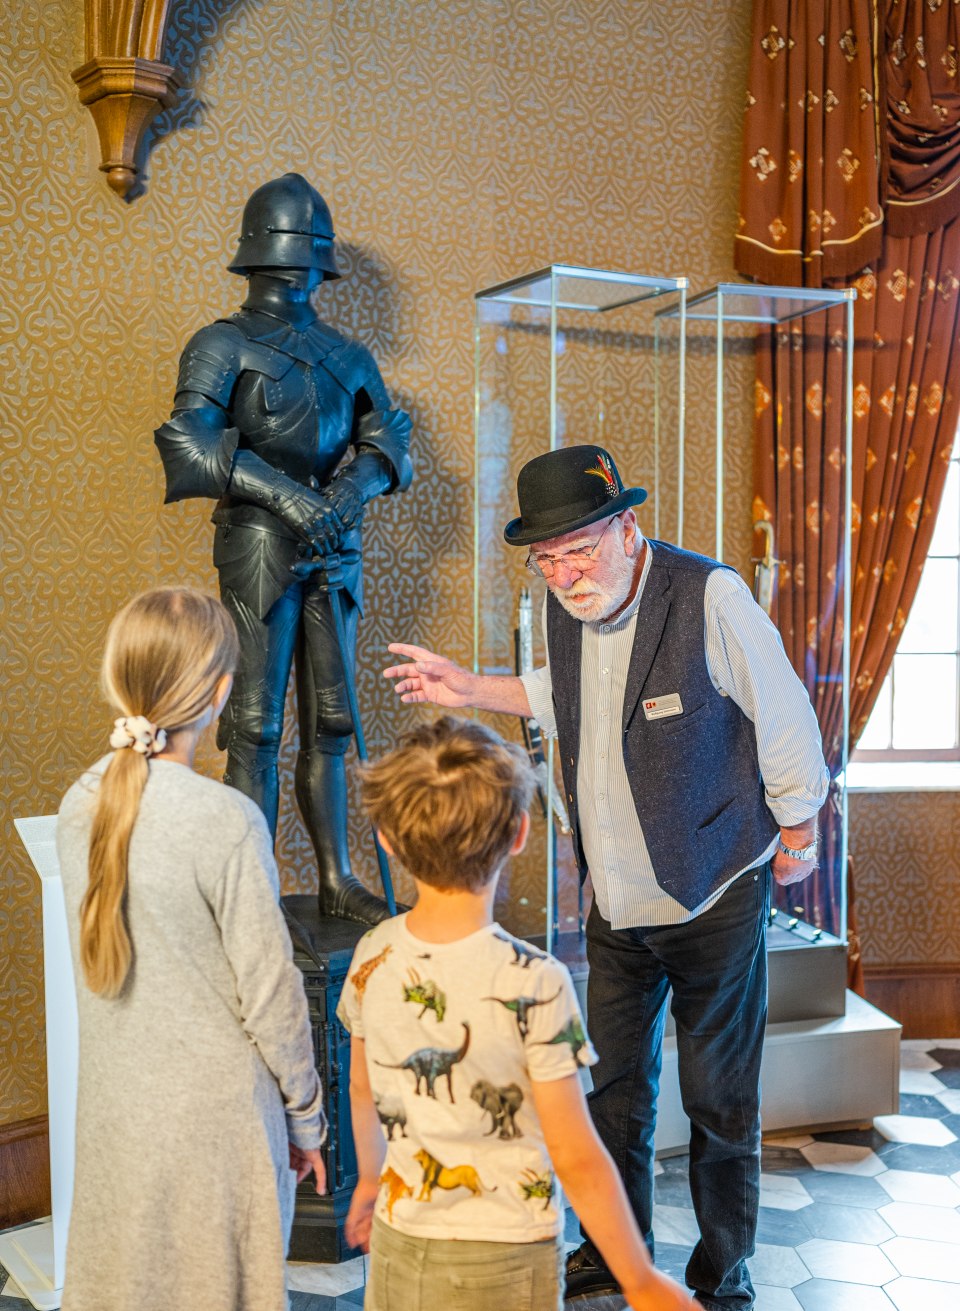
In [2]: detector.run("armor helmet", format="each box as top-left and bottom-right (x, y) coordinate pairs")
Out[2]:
(228, 173), (341, 279)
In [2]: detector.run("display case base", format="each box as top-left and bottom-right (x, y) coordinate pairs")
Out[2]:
(536, 930), (900, 1152)
(655, 990), (901, 1152)
(539, 922), (848, 1026)
(0, 1222), (59, 1310)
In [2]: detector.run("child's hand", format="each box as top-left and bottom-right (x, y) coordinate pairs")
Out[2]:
(289, 1143), (327, 1194)
(623, 1268), (696, 1311)
(345, 1177), (380, 1253)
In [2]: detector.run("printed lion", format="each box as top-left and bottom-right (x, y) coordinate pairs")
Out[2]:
(413, 1148), (497, 1201)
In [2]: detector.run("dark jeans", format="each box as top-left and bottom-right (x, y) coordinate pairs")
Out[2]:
(584, 865), (771, 1311)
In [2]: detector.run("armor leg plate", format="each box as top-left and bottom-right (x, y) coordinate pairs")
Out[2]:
(217, 582), (301, 835)
(296, 582), (392, 925)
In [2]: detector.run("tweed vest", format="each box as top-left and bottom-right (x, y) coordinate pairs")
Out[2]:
(547, 539), (779, 911)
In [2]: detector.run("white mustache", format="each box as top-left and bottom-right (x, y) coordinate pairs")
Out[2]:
(556, 583), (601, 598)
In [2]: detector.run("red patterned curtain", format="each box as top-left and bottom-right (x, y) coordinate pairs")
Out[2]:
(738, 1), (960, 984)
(736, 1), (885, 286)
(886, 2), (960, 238)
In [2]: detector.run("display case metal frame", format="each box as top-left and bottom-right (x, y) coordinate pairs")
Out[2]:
(657, 281), (856, 946)
(472, 264), (688, 951)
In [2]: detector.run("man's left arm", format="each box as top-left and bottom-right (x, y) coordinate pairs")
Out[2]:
(704, 570), (830, 887)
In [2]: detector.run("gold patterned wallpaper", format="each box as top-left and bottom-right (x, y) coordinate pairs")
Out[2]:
(0, 0), (763, 1124)
(850, 793), (960, 970)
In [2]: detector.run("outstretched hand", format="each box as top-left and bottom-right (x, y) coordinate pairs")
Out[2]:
(383, 644), (478, 708)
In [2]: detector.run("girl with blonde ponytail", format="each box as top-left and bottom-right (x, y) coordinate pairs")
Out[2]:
(57, 588), (327, 1311)
(81, 586), (238, 997)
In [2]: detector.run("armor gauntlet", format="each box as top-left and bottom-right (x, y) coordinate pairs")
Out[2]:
(325, 451), (392, 530)
(228, 449), (343, 551)
(154, 409), (241, 503)
(354, 408), (413, 493)
(320, 407), (413, 532)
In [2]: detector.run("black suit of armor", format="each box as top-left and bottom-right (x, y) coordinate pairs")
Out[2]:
(155, 177), (411, 924)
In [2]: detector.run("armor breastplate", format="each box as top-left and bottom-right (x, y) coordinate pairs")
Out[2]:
(159, 306), (406, 563)
(230, 359), (355, 485)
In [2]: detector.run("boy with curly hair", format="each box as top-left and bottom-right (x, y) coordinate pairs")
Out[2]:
(338, 715), (690, 1310)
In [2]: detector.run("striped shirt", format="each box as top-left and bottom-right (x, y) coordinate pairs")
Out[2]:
(520, 543), (829, 929)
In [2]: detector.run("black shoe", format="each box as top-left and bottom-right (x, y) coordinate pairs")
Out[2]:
(564, 1243), (621, 1299)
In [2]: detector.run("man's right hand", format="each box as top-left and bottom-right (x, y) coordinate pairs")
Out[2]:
(383, 644), (479, 706)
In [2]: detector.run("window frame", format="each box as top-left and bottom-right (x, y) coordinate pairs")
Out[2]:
(852, 435), (960, 764)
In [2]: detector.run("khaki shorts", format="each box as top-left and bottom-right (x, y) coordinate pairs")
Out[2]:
(365, 1215), (564, 1311)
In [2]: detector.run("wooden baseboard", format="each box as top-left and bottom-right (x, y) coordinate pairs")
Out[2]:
(0, 1115), (50, 1230)
(863, 964), (960, 1039)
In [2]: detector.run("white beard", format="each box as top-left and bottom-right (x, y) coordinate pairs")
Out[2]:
(550, 548), (637, 624)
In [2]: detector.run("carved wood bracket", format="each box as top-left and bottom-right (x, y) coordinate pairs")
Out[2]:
(71, 0), (181, 199)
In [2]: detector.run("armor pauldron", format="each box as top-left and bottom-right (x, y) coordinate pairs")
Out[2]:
(175, 352), (234, 410)
(173, 324), (244, 408)
(320, 340), (391, 408)
(178, 322), (299, 408)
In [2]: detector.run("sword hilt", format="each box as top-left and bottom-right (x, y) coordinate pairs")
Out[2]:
(290, 549), (344, 589)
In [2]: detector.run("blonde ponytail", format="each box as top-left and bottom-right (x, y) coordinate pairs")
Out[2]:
(80, 588), (238, 998)
(81, 750), (146, 996)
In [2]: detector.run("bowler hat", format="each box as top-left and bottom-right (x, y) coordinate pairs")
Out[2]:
(503, 445), (648, 547)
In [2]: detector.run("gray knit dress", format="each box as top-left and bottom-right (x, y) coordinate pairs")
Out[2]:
(57, 757), (325, 1311)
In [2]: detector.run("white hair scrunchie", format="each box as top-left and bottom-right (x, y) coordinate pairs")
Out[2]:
(109, 716), (167, 757)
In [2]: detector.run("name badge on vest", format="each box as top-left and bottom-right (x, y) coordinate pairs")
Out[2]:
(643, 693), (683, 721)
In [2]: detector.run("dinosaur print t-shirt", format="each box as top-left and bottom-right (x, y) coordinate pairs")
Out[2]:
(337, 914), (597, 1243)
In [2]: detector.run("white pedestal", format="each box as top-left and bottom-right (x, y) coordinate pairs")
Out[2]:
(573, 969), (902, 1154)
(0, 1225), (58, 1310)
(653, 990), (901, 1154)
(0, 817), (77, 1310)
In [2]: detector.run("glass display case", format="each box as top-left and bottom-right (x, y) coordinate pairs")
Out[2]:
(473, 264), (688, 949)
(656, 283), (856, 946)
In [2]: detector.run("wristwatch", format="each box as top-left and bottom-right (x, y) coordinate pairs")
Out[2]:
(777, 836), (819, 861)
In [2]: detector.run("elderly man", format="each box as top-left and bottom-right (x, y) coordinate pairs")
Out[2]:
(384, 445), (828, 1311)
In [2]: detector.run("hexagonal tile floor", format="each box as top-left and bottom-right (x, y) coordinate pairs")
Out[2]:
(3, 1042), (960, 1310)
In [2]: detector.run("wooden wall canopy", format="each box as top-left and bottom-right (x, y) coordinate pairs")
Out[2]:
(71, 0), (182, 199)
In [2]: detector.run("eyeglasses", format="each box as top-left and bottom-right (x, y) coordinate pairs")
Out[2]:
(525, 517), (615, 579)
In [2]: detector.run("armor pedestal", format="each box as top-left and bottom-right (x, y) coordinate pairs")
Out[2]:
(281, 894), (365, 1264)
